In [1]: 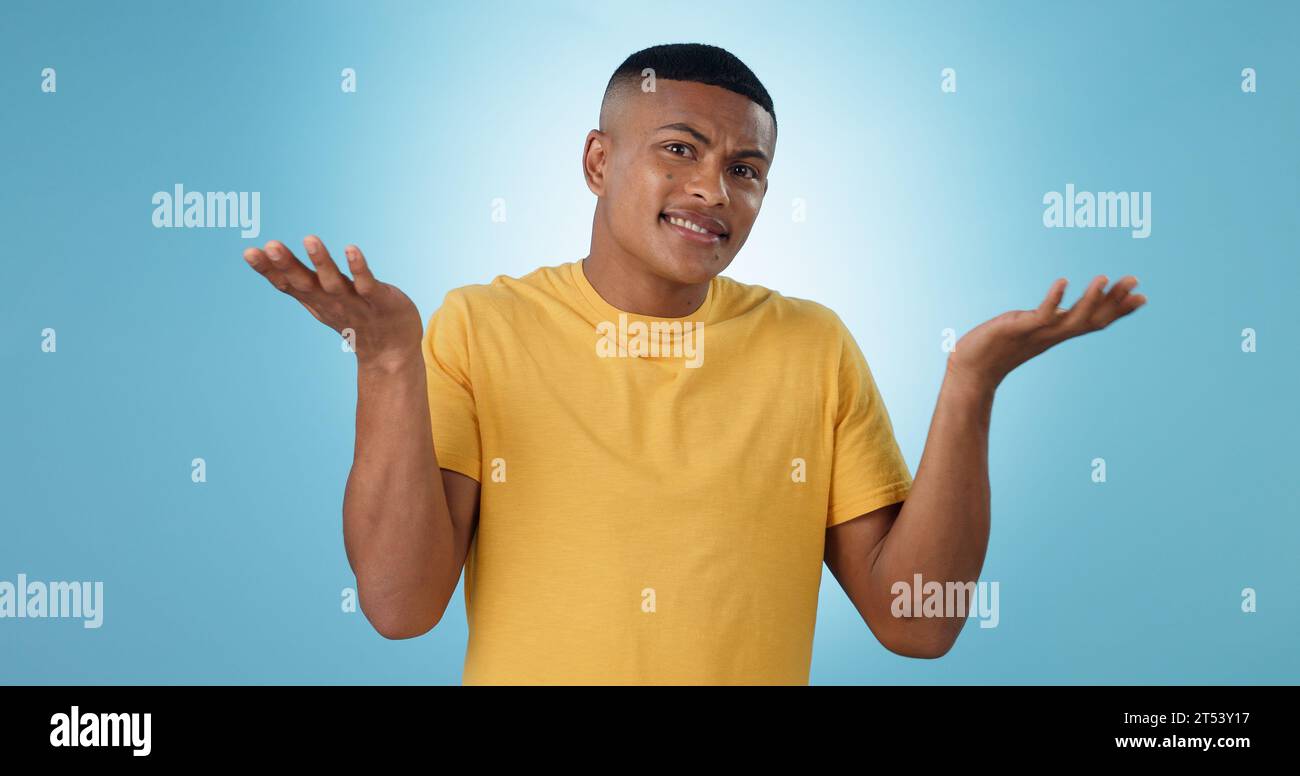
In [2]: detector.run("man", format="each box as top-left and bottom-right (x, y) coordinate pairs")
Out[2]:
(240, 43), (1146, 684)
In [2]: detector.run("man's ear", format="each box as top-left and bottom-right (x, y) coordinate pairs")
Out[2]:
(583, 129), (608, 196)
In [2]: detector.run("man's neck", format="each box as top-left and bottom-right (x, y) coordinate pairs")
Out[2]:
(581, 252), (709, 318)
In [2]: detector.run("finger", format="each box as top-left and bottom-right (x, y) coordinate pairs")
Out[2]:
(243, 246), (272, 274)
(1096, 275), (1138, 321)
(243, 247), (296, 294)
(1036, 278), (1068, 322)
(303, 235), (353, 295)
(1122, 292), (1148, 313)
(1103, 275), (1138, 307)
(345, 244), (379, 298)
(264, 240), (320, 294)
(1061, 274), (1108, 331)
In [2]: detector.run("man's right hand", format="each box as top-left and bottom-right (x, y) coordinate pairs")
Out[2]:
(242, 236), (424, 371)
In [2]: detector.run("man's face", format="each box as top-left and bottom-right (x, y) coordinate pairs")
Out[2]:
(585, 79), (776, 285)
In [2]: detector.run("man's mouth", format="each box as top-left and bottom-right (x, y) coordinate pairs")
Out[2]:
(660, 213), (728, 244)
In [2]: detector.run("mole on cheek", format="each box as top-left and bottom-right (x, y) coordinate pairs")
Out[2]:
(666, 174), (673, 180)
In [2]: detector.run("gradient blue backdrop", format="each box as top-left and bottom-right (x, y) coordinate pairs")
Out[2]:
(2, 0), (1296, 684)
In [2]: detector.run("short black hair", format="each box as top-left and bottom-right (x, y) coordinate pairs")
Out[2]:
(601, 43), (776, 138)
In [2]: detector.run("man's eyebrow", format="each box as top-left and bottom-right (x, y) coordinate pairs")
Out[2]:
(655, 122), (770, 165)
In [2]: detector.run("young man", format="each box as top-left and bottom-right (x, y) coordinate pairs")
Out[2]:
(241, 44), (1146, 685)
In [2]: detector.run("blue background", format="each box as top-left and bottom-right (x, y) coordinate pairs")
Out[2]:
(1, 0), (1296, 684)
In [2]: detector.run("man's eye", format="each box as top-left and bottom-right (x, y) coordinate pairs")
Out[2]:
(663, 144), (759, 179)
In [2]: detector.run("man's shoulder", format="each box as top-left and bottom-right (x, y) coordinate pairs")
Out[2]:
(713, 274), (846, 334)
(434, 261), (577, 317)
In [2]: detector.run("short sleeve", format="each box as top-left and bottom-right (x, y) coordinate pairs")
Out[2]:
(422, 289), (482, 482)
(826, 317), (913, 527)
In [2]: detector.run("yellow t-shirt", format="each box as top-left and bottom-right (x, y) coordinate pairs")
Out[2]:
(421, 259), (913, 685)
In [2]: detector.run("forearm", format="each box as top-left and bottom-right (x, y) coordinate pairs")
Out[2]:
(870, 356), (996, 654)
(342, 353), (456, 637)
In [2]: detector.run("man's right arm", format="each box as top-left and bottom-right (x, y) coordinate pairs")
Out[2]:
(344, 354), (480, 639)
(241, 236), (480, 640)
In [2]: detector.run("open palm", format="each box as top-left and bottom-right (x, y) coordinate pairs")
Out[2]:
(949, 275), (1148, 391)
(242, 237), (424, 369)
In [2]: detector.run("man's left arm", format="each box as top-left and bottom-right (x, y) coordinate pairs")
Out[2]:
(825, 274), (1147, 658)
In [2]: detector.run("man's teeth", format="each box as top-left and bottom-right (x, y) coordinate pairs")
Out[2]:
(666, 215), (717, 235)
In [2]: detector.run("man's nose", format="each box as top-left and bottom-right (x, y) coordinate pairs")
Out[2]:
(684, 161), (730, 208)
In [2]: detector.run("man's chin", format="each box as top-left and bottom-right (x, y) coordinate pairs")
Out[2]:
(648, 250), (733, 286)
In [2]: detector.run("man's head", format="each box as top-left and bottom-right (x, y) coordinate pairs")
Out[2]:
(584, 43), (777, 287)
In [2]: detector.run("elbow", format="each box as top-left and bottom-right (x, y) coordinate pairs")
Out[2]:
(375, 622), (437, 640)
(367, 609), (440, 640)
(882, 635), (954, 660)
(871, 616), (959, 659)
(357, 583), (444, 640)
